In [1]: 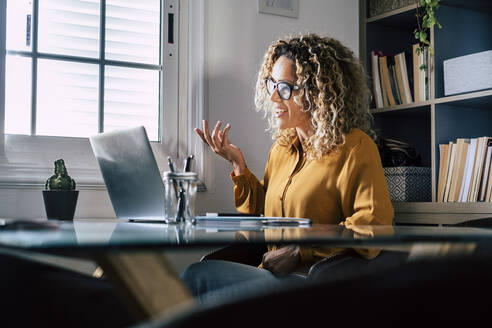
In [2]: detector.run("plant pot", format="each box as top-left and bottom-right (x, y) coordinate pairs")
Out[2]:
(42, 190), (79, 220)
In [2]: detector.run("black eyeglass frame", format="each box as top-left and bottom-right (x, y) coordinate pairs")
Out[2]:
(265, 77), (300, 100)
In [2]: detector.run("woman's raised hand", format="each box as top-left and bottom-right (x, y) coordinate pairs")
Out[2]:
(195, 120), (246, 175)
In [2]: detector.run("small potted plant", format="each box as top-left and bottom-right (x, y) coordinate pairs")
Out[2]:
(43, 159), (78, 220)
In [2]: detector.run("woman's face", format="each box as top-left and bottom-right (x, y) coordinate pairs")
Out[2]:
(269, 56), (311, 132)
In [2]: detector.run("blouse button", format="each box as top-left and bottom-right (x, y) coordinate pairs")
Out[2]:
(279, 195), (283, 201)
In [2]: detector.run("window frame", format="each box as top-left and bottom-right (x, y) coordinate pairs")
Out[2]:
(0, 0), (209, 191)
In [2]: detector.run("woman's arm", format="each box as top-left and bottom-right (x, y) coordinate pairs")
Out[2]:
(231, 167), (268, 215)
(337, 137), (394, 259)
(195, 119), (269, 214)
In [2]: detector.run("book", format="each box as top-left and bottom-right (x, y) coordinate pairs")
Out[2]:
(448, 138), (470, 202)
(393, 55), (405, 105)
(475, 137), (492, 201)
(467, 137), (483, 201)
(423, 47), (429, 101)
(395, 52), (413, 104)
(440, 141), (453, 202)
(443, 142), (456, 202)
(390, 62), (402, 105)
(459, 138), (478, 202)
(378, 55), (389, 107)
(412, 44), (428, 103)
(402, 52), (414, 103)
(437, 143), (450, 202)
(412, 44), (421, 102)
(379, 56), (396, 106)
(469, 137), (491, 202)
(371, 51), (384, 108)
(485, 155), (492, 202)
(478, 144), (492, 202)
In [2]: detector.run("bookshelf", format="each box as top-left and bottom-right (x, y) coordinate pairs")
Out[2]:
(360, 0), (492, 224)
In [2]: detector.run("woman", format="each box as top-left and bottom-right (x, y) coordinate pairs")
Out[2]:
(185, 33), (393, 298)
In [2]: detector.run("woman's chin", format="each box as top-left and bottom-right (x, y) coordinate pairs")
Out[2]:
(276, 120), (290, 130)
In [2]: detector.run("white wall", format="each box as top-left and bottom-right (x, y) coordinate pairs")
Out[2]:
(196, 0), (360, 215)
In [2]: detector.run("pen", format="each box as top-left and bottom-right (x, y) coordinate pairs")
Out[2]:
(262, 220), (302, 226)
(183, 154), (194, 172)
(175, 188), (186, 223)
(206, 212), (263, 217)
(167, 156), (176, 172)
(167, 156), (179, 198)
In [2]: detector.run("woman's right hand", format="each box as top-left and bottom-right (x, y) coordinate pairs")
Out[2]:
(195, 120), (247, 176)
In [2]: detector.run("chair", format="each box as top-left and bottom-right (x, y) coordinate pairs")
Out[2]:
(200, 244), (408, 282)
(135, 250), (492, 328)
(0, 252), (135, 328)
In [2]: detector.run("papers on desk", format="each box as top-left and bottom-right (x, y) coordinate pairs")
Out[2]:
(194, 215), (311, 226)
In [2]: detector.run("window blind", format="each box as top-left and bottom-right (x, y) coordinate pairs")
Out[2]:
(5, 0), (161, 140)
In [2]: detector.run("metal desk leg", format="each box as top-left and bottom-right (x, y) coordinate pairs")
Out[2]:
(96, 251), (196, 321)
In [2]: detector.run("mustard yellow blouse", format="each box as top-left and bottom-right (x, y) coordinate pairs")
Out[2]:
(231, 128), (394, 269)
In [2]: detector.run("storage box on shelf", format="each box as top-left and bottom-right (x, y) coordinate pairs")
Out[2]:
(368, 0), (419, 18)
(360, 0), (492, 224)
(384, 167), (432, 202)
(443, 50), (492, 96)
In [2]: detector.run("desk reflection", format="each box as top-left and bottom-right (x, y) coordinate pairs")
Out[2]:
(2, 218), (492, 251)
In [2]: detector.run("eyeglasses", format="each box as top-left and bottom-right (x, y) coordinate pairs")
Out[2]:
(265, 77), (300, 100)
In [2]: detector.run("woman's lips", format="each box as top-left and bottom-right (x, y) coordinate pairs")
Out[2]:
(274, 109), (287, 118)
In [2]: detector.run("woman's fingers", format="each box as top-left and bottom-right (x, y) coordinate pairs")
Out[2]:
(197, 120), (232, 157)
(202, 120), (215, 149)
(194, 128), (208, 145)
(212, 121), (223, 149)
(222, 124), (231, 145)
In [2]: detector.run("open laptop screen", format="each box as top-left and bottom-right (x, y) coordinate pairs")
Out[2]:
(89, 126), (166, 221)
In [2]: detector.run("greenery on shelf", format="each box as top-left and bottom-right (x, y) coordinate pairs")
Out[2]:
(414, 0), (442, 69)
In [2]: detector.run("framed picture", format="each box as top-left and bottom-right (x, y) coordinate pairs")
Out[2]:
(258, 0), (299, 18)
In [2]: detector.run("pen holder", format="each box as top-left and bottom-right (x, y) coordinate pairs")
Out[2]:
(162, 171), (198, 223)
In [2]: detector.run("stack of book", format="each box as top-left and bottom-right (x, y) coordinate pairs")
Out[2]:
(370, 44), (429, 109)
(438, 137), (492, 202)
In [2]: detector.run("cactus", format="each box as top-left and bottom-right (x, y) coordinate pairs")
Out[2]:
(45, 159), (76, 190)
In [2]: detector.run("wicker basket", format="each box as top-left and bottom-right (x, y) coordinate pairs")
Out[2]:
(369, 0), (419, 17)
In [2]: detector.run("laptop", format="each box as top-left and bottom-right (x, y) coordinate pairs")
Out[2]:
(89, 125), (311, 227)
(89, 126), (167, 222)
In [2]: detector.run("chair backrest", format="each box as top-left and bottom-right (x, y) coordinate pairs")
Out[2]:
(307, 249), (409, 282)
(136, 252), (492, 328)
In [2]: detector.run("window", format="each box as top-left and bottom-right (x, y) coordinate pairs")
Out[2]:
(0, 0), (195, 188)
(5, 0), (162, 140)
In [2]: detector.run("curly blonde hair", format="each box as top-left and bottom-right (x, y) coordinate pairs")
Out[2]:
(255, 33), (375, 160)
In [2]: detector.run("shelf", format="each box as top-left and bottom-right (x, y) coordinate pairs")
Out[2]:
(363, 0), (492, 223)
(434, 89), (492, 109)
(366, 3), (417, 24)
(395, 202), (492, 214)
(394, 202), (492, 225)
(371, 101), (431, 115)
(366, 0), (492, 24)
(371, 89), (492, 114)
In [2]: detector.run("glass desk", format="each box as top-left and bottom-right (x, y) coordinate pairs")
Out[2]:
(1, 218), (492, 321)
(1, 218), (492, 250)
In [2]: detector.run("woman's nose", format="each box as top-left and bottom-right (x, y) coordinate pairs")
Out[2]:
(269, 87), (282, 102)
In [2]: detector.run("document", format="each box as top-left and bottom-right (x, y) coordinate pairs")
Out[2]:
(194, 215), (311, 226)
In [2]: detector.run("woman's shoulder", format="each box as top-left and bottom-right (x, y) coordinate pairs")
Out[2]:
(343, 128), (377, 150)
